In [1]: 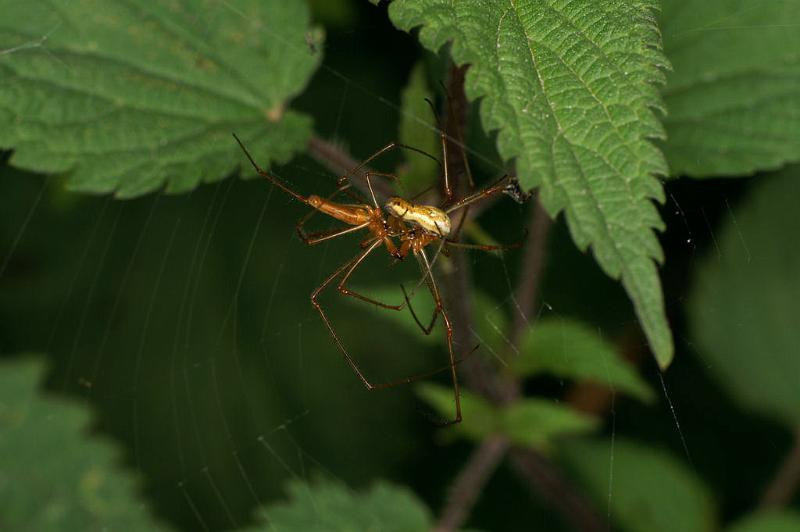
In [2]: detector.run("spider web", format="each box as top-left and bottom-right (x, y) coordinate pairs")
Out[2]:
(0, 1), (787, 530)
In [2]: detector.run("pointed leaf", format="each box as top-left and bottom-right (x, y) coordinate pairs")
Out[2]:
(0, 0), (320, 197)
(689, 169), (800, 427)
(417, 383), (498, 441)
(511, 317), (655, 403)
(502, 399), (599, 450)
(389, 0), (674, 367)
(660, 1), (800, 177)
(418, 383), (598, 450)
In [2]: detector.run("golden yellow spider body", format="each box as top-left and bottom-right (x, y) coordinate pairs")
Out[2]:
(384, 197), (452, 237)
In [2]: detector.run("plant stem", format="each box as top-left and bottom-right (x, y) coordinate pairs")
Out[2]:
(435, 436), (510, 532)
(509, 449), (606, 532)
(760, 426), (800, 508)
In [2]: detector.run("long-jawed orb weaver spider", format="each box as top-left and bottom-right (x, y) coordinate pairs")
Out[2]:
(233, 126), (524, 425)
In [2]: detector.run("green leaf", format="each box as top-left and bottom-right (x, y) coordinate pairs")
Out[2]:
(0, 356), (165, 531)
(511, 317), (655, 403)
(398, 61), (440, 195)
(388, 0), (674, 368)
(418, 383), (598, 450)
(727, 512), (800, 532)
(502, 399), (599, 450)
(660, 1), (800, 177)
(247, 479), (432, 532)
(418, 383), (499, 441)
(688, 169), (800, 427)
(0, 0), (320, 198)
(561, 438), (716, 532)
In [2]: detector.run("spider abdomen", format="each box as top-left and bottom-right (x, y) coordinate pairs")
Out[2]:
(384, 197), (451, 237)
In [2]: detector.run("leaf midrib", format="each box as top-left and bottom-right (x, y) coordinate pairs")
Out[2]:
(511, 5), (653, 258)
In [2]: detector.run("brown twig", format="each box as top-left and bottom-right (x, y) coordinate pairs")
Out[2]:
(760, 426), (800, 508)
(435, 436), (510, 532)
(509, 450), (606, 532)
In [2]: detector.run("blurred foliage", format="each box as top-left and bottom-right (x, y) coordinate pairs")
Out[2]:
(561, 438), (716, 532)
(511, 317), (655, 403)
(0, 0), (799, 531)
(689, 169), (800, 427)
(419, 384), (598, 450)
(660, 0), (800, 177)
(247, 479), (433, 532)
(0, 356), (165, 531)
(397, 61), (440, 195)
(726, 511), (800, 532)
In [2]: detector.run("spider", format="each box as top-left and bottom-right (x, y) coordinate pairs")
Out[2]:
(233, 127), (523, 425)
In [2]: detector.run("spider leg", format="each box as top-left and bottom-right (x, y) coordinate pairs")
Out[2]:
(298, 222), (370, 246)
(310, 241), (462, 412)
(443, 238), (524, 253)
(444, 174), (513, 214)
(233, 133), (309, 204)
(311, 240), (387, 390)
(400, 283), (438, 335)
(414, 247), (462, 425)
(336, 240), (406, 311)
(340, 142), (442, 203)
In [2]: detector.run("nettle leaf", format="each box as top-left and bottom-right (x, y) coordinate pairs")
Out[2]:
(389, 0), (674, 368)
(727, 512), (800, 532)
(511, 317), (655, 403)
(689, 169), (800, 427)
(561, 438), (716, 532)
(660, 1), (800, 177)
(0, 0), (320, 198)
(0, 356), (164, 531)
(247, 479), (432, 532)
(419, 383), (598, 450)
